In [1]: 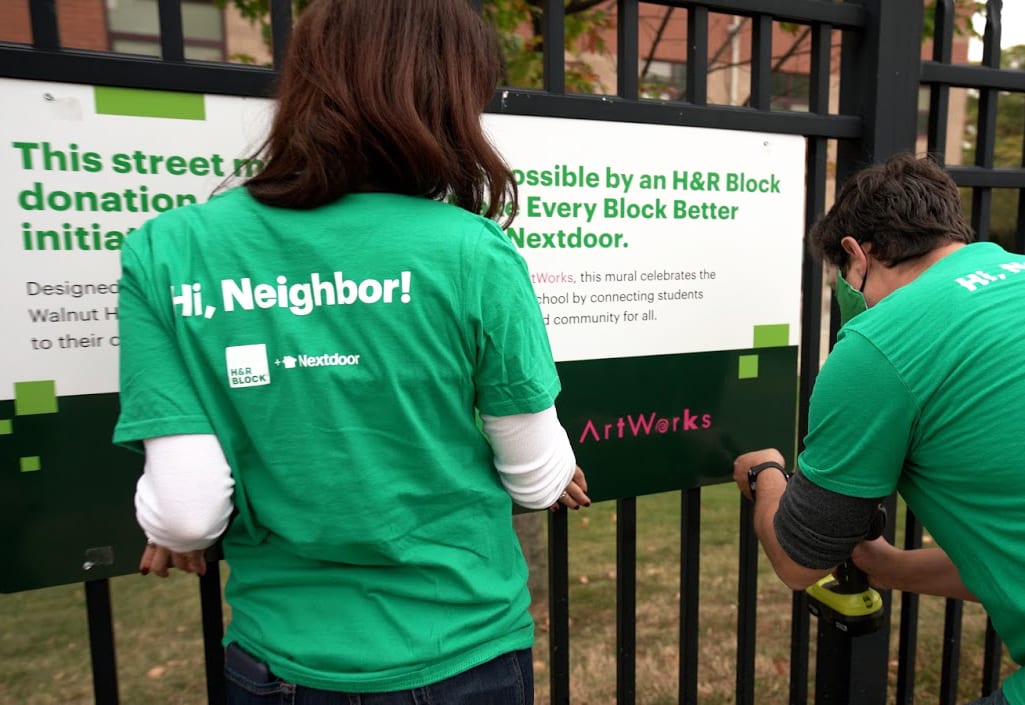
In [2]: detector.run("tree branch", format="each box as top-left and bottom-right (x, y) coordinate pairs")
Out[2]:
(640, 8), (674, 80)
(737, 26), (813, 107)
(708, 16), (748, 67)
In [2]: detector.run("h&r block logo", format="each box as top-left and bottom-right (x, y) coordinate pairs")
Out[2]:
(225, 344), (271, 388)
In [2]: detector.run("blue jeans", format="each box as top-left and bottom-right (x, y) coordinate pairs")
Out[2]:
(224, 643), (533, 705)
(964, 689), (1009, 705)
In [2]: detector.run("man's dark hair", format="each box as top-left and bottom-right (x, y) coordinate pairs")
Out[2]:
(809, 153), (975, 268)
(244, 0), (515, 223)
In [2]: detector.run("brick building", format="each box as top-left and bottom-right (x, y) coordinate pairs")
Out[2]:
(1, 1), (970, 164)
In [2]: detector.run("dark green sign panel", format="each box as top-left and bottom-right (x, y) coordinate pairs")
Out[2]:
(0, 390), (144, 593)
(556, 346), (797, 503)
(1, 344), (796, 593)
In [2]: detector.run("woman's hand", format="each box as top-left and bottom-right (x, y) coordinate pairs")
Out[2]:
(551, 465), (590, 511)
(139, 542), (207, 577)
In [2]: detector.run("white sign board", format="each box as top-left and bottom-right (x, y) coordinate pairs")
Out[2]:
(0, 78), (804, 402)
(484, 113), (805, 362)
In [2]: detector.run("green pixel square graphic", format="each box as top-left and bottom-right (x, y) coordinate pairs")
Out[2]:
(0, 419), (11, 435)
(753, 324), (790, 349)
(738, 355), (759, 380)
(94, 86), (206, 120)
(14, 380), (58, 416)
(20, 456), (41, 472)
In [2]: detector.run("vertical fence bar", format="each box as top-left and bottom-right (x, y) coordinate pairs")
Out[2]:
(927, 0), (954, 162)
(749, 15), (772, 110)
(982, 619), (1003, 698)
(542, 2), (567, 684)
(28, 0), (59, 51)
(616, 498), (637, 705)
(1017, 62), (1025, 256)
(837, 0), (922, 163)
(972, 0), (1002, 242)
(827, 295), (841, 347)
(1016, 173), (1025, 254)
(617, 0), (639, 100)
(548, 508), (571, 705)
(791, 23), (832, 705)
(686, 7), (708, 105)
(736, 498), (758, 705)
(269, 0), (293, 71)
(200, 560), (226, 705)
(801, 18), (830, 442)
(813, 616), (852, 705)
(895, 509), (923, 705)
(791, 27), (832, 705)
(85, 579), (120, 705)
(542, 0), (565, 95)
(825, 3), (924, 696)
(156, 0), (185, 62)
(679, 488), (700, 705)
(938, 600), (964, 705)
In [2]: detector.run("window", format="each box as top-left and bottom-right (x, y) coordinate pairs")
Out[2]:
(106, 0), (225, 61)
(641, 60), (687, 100)
(771, 71), (810, 112)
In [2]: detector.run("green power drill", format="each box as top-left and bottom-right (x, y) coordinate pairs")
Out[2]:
(805, 506), (886, 636)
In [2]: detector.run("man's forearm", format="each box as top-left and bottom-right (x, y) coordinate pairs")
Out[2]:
(853, 542), (978, 602)
(899, 548), (977, 601)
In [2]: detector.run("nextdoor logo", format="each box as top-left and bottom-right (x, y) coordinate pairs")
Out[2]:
(274, 351), (362, 368)
(225, 344), (271, 388)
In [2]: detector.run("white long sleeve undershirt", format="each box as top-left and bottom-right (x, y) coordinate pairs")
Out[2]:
(136, 434), (235, 552)
(480, 406), (577, 509)
(135, 406), (576, 549)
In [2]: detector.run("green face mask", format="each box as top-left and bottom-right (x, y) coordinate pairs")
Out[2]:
(836, 270), (867, 326)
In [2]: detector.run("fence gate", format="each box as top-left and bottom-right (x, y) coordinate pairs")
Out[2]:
(0, 1), (1020, 703)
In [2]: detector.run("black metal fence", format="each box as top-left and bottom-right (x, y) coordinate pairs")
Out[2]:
(1, 0), (1022, 703)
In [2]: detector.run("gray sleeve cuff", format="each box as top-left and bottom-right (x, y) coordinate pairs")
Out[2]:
(773, 471), (884, 570)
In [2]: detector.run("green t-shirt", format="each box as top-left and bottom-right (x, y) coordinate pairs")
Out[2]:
(799, 242), (1025, 703)
(113, 188), (561, 692)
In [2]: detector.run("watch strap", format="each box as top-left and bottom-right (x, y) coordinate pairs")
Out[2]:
(747, 460), (790, 501)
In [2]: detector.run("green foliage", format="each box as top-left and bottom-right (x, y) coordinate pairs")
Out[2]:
(217, 0), (611, 92)
(218, 1), (986, 92)
(213, 0), (310, 58)
(923, 0), (986, 40)
(215, 0), (311, 25)
(481, 0), (612, 93)
(961, 44), (1025, 250)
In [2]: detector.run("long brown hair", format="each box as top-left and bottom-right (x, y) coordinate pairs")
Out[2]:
(245, 0), (516, 222)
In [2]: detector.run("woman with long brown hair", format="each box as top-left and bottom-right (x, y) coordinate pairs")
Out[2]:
(114, 1), (588, 702)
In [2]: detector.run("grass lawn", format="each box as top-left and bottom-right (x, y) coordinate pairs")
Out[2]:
(0, 484), (1016, 705)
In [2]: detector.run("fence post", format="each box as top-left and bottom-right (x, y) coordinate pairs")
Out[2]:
(84, 579), (120, 705)
(837, 0), (922, 166)
(814, 2), (923, 704)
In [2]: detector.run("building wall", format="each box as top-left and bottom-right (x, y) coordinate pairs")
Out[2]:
(581, 7), (969, 166)
(0, 2), (974, 166)
(57, 0), (108, 50)
(224, 4), (271, 66)
(0, 1), (32, 44)
(0, 0), (108, 50)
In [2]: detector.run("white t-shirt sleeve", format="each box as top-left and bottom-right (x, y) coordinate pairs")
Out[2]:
(481, 406), (577, 509)
(136, 434), (235, 552)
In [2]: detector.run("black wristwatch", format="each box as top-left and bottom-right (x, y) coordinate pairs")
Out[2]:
(747, 461), (791, 501)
